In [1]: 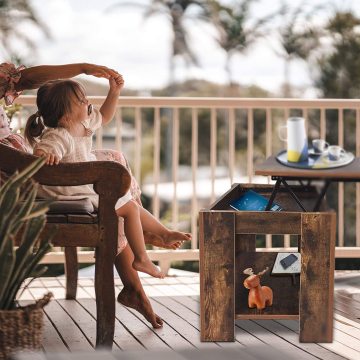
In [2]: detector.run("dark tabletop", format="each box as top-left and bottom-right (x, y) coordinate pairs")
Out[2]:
(255, 156), (360, 181)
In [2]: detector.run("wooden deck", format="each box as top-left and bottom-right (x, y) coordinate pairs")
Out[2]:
(18, 270), (360, 360)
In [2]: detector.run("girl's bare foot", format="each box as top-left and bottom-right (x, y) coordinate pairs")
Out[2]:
(163, 230), (191, 246)
(144, 231), (191, 249)
(133, 257), (165, 278)
(144, 231), (182, 249)
(117, 287), (163, 328)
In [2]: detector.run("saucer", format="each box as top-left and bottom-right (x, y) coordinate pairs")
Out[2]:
(308, 148), (328, 156)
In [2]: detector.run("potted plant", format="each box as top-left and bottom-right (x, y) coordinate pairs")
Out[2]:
(0, 157), (54, 359)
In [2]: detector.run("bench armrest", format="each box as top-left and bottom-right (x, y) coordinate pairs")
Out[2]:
(0, 143), (131, 200)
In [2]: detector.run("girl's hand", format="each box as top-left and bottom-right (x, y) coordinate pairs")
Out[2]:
(83, 63), (121, 80)
(34, 149), (60, 165)
(109, 75), (124, 93)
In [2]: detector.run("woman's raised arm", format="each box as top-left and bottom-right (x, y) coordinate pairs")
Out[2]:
(15, 63), (120, 91)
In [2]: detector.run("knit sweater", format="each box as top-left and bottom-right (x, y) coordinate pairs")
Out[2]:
(34, 109), (102, 208)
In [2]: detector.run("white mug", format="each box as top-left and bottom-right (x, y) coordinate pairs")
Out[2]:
(312, 139), (329, 154)
(279, 117), (308, 162)
(328, 145), (345, 161)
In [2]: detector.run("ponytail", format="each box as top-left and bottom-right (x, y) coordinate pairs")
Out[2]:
(24, 111), (45, 147)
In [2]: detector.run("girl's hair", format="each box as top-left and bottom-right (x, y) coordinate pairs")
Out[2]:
(25, 79), (86, 146)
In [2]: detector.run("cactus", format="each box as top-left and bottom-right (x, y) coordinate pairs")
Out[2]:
(0, 157), (54, 310)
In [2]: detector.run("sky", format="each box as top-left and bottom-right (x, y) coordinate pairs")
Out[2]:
(8, 0), (360, 97)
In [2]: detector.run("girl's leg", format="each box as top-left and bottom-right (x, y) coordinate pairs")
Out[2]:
(114, 245), (163, 328)
(93, 149), (188, 249)
(116, 200), (164, 278)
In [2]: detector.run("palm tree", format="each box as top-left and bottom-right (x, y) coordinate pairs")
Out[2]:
(109, 0), (221, 85)
(275, 1), (322, 97)
(210, 0), (277, 88)
(0, 0), (50, 63)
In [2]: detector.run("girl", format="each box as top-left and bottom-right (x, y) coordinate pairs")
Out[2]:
(0, 61), (164, 327)
(24, 77), (191, 279)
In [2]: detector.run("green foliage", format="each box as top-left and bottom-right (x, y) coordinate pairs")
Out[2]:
(316, 11), (360, 98)
(212, 0), (278, 85)
(0, 157), (53, 310)
(0, 99), (22, 122)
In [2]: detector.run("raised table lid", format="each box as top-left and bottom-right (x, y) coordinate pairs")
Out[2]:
(255, 156), (360, 180)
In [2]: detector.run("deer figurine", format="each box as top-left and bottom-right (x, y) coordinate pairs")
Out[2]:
(243, 267), (273, 310)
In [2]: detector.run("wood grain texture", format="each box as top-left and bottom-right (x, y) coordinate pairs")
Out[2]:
(235, 212), (302, 234)
(235, 234), (256, 254)
(300, 212), (336, 343)
(64, 247), (78, 300)
(94, 182), (119, 348)
(200, 210), (235, 341)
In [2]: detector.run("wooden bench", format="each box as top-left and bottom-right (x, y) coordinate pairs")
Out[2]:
(0, 143), (131, 348)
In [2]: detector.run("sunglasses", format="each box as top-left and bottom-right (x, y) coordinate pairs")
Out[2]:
(87, 104), (93, 116)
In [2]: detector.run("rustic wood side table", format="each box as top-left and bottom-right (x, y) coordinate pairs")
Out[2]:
(199, 183), (336, 343)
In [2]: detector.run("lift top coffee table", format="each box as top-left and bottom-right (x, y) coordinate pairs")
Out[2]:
(199, 183), (336, 343)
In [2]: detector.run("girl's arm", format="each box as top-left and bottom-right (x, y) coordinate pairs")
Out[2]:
(34, 148), (60, 166)
(15, 63), (121, 91)
(33, 129), (72, 165)
(100, 76), (124, 125)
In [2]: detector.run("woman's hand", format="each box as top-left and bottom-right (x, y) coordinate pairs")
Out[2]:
(109, 74), (124, 94)
(83, 63), (121, 80)
(34, 149), (60, 165)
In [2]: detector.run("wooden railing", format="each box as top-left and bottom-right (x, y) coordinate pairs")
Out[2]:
(14, 96), (360, 269)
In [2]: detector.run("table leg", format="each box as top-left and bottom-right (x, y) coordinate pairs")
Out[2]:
(265, 178), (282, 210)
(282, 179), (307, 211)
(199, 210), (235, 341)
(313, 180), (331, 211)
(299, 212), (336, 342)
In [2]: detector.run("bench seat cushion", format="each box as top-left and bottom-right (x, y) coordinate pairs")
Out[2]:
(38, 198), (98, 224)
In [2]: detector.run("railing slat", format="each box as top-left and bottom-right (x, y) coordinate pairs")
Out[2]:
(302, 108), (308, 133)
(320, 108), (326, 140)
(134, 107), (142, 181)
(210, 108), (217, 203)
(247, 108), (254, 182)
(357, 109), (360, 247)
(172, 108), (179, 229)
(229, 108), (236, 185)
(283, 108), (290, 248)
(153, 107), (161, 219)
(191, 108), (199, 249)
(265, 108), (272, 249)
(338, 109), (344, 247)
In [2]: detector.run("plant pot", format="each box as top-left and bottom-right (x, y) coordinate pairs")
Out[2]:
(0, 293), (52, 359)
